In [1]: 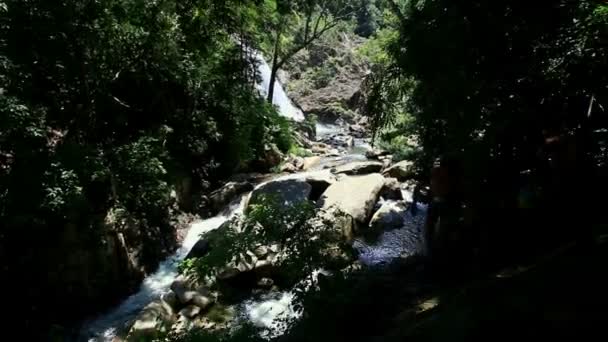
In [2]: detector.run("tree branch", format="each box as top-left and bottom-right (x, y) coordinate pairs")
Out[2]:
(304, 9), (312, 42)
(275, 3), (362, 72)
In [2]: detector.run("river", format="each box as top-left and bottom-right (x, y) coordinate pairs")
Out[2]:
(79, 56), (425, 341)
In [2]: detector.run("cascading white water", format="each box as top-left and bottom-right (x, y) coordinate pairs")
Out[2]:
(80, 55), (426, 341)
(80, 196), (247, 341)
(80, 61), (307, 341)
(255, 54), (305, 122)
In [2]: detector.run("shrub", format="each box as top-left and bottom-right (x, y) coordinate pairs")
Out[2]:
(179, 195), (353, 287)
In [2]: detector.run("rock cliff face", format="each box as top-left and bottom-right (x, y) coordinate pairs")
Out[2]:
(280, 32), (369, 124)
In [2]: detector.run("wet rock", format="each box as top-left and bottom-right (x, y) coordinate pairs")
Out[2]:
(357, 116), (369, 127)
(327, 148), (341, 157)
(170, 276), (214, 310)
(280, 163), (298, 173)
(332, 161), (383, 176)
(247, 179), (312, 211)
(257, 278), (274, 289)
(380, 178), (403, 201)
(171, 315), (191, 336)
(303, 156), (322, 170)
(191, 293), (214, 310)
(318, 174), (385, 225)
(185, 239), (210, 260)
(216, 253), (277, 287)
(369, 201), (408, 231)
(281, 156), (305, 173)
(161, 292), (178, 310)
(381, 156), (393, 170)
(365, 149), (389, 160)
(293, 156), (305, 170)
(348, 124), (366, 138)
(302, 171), (338, 201)
(312, 143), (330, 155)
(322, 134), (355, 149)
(127, 300), (176, 341)
(320, 244), (354, 267)
(209, 182), (254, 213)
(293, 128), (315, 146)
(253, 259), (275, 277)
(344, 136), (355, 148)
(179, 305), (201, 319)
(383, 160), (415, 181)
(170, 277), (190, 303)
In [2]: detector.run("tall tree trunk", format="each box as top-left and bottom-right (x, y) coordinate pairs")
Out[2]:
(268, 64), (279, 104)
(267, 26), (282, 103)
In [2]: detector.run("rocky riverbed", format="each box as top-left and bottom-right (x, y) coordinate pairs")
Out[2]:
(79, 119), (427, 341)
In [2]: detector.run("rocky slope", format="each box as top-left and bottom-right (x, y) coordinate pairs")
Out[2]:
(121, 122), (423, 341)
(280, 31), (369, 124)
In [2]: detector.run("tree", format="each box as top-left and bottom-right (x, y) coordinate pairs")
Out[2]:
(368, 0), (608, 176)
(0, 0), (296, 338)
(263, 0), (358, 103)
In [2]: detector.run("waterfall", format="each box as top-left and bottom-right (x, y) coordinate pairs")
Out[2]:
(255, 54), (305, 122)
(80, 54), (306, 342)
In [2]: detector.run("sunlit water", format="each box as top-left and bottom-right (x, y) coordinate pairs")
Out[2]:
(353, 200), (427, 266)
(80, 55), (426, 341)
(316, 123), (341, 138)
(81, 54), (305, 341)
(256, 54), (305, 122)
(80, 196), (247, 341)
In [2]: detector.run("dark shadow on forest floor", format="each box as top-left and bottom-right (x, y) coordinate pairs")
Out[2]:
(277, 225), (608, 342)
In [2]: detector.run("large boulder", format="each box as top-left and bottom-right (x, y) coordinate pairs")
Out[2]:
(314, 208), (356, 242)
(318, 174), (385, 225)
(179, 305), (202, 319)
(326, 134), (354, 148)
(127, 300), (176, 341)
(247, 179), (312, 211)
(170, 277), (215, 310)
(380, 178), (403, 201)
(185, 239), (210, 260)
(348, 124), (366, 138)
(303, 156), (322, 170)
(303, 171), (338, 201)
(332, 161), (383, 176)
(209, 182), (254, 212)
(216, 248), (280, 286)
(312, 143), (330, 155)
(369, 201), (408, 231)
(383, 160), (415, 181)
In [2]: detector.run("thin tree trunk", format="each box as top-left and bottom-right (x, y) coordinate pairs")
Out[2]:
(268, 64), (279, 104)
(267, 26), (282, 103)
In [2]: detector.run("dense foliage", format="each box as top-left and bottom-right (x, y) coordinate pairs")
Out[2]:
(366, 0), (608, 209)
(369, 0), (608, 170)
(180, 195), (353, 292)
(0, 0), (295, 338)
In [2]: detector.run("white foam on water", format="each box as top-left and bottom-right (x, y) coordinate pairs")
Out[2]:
(255, 54), (305, 122)
(244, 292), (299, 333)
(80, 195), (248, 341)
